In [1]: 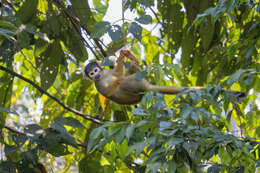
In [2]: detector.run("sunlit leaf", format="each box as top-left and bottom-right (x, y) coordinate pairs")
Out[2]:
(108, 25), (121, 42)
(126, 124), (135, 140)
(16, 0), (38, 23)
(128, 22), (142, 40)
(40, 41), (63, 90)
(136, 14), (152, 24)
(226, 69), (247, 86)
(54, 117), (86, 129)
(91, 21), (110, 38)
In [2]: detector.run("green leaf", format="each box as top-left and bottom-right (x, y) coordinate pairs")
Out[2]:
(16, 0), (38, 23)
(40, 41), (63, 90)
(118, 139), (129, 158)
(0, 107), (19, 116)
(13, 133), (27, 146)
(65, 28), (88, 61)
(4, 145), (20, 156)
(167, 138), (184, 146)
(21, 149), (38, 163)
(136, 14), (152, 24)
(131, 108), (148, 116)
(126, 124), (135, 140)
(0, 161), (17, 173)
(88, 127), (105, 151)
(150, 162), (162, 173)
(91, 21), (110, 38)
(49, 122), (78, 147)
(71, 0), (96, 28)
(181, 30), (195, 71)
(108, 25), (121, 42)
(199, 20), (215, 50)
(47, 144), (71, 157)
(102, 57), (115, 67)
(114, 127), (126, 145)
(54, 117), (86, 129)
(137, 0), (154, 7)
(0, 28), (16, 40)
(168, 160), (177, 173)
(128, 22), (142, 40)
(93, 0), (109, 21)
(136, 71), (147, 81)
(226, 69), (247, 86)
(180, 105), (193, 119)
(207, 165), (222, 173)
(136, 120), (151, 128)
(24, 124), (42, 134)
(159, 121), (171, 129)
(79, 156), (104, 173)
(140, 91), (154, 107)
(0, 20), (17, 31)
(17, 30), (30, 48)
(126, 141), (146, 156)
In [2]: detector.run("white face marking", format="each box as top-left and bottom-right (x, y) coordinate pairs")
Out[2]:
(89, 67), (100, 80)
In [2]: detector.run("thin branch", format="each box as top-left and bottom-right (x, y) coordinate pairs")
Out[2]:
(149, 7), (161, 24)
(52, 0), (108, 58)
(4, 126), (27, 136)
(0, 65), (104, 125)
(4, 126), (93, 148)
(122, 0), (126, 45)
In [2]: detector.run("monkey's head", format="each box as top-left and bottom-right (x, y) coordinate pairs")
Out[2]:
(84, 61), (103, 81)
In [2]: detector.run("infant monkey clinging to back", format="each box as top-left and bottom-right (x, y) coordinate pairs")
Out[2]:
(84, 49), (246, 105)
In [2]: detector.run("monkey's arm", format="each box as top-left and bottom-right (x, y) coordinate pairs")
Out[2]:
(120, 49), (139, 64)
(120, 49), (141, 72)
(113, 50), (127, 77)
(114, 49), (141, 76)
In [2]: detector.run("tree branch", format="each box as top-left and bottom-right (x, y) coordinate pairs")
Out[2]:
(0, 65), (104, 125)
(4, 126), (27, 136)
(4, 125), (91, 148)
(52, 0), (108, 58)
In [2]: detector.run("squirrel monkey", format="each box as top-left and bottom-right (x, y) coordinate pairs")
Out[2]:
(84, 49), (246, 105)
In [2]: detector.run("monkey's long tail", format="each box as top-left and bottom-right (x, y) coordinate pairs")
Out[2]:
(148, 85), (247, 98)
(148, 85), (204, 94)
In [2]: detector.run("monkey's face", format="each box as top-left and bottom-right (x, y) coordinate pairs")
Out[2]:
(87, 66), (102, 81)
(84, 62), (103, 81)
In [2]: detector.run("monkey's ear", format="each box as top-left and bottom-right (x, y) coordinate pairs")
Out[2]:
(81, 67), (92, 80)
(83, 71), (93, 81)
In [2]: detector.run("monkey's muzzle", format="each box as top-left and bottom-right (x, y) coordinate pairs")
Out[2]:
(95, 74), (101, 80)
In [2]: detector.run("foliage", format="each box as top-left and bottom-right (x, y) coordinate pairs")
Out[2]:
(0, 0), (259, 172)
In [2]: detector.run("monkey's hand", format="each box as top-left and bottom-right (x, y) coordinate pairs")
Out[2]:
(120, 49), (139, 64)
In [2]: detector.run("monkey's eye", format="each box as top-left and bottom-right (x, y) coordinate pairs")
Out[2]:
(94, 69), (98, 72)
(90, 72), (94, 76)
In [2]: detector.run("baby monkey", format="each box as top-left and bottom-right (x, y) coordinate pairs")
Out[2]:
(84, 50), (245, 105)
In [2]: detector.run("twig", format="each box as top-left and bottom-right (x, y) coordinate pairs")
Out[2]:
(122, 0), (126, 45)
(52, 0), (107, 58)
(4, 126), (27, 136)
(4, 126), (94, 149)
(149, 7), (161, 24)
(0, 65), (104, 125)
